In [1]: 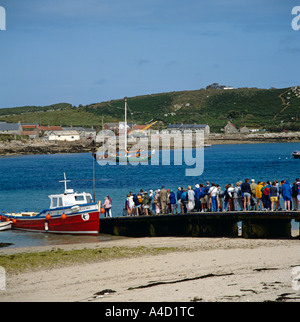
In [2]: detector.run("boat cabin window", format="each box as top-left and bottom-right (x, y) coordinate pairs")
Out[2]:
(58, 197), (63, 207)
(86, 195), (92, 203)
(75, 195), (85, 202)
(51, 197), (63, 208)
(52, 197), (58, 208)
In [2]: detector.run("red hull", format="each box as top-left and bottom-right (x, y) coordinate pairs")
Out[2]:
(2, 211), (100, 236)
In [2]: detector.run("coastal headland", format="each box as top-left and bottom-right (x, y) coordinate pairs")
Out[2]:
(1, 132), (300, 156)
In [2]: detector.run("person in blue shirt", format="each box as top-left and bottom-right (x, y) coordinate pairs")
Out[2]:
(181, 189), (188, 213)
(194, 184), (201, 212)
(282, 180), (292, 211)
(241, 178), (252, 211)
(169, 190), (177, 214)
(177, 187), (183, 213)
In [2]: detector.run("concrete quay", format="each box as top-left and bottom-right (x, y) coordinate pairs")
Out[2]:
(99, 211), (300, 239)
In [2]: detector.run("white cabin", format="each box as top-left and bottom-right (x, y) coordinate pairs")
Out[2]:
(49, 189), (93, 209)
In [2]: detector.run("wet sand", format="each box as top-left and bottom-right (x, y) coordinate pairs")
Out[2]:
(1, 236), (300, 302)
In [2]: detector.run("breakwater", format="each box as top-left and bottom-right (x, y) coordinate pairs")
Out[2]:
(99, 212), (300, 239)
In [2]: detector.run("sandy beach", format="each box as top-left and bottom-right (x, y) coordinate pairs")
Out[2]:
(1, 236), (300, 302)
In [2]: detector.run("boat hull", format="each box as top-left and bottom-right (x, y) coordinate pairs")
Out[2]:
(2, 211), (100, 236)
(0, 221), (12, 231)
(292, 152), (300, 159)
(115, 155), (152, 162)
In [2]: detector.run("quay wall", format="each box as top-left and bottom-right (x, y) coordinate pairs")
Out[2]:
(99, 212), (300, 239)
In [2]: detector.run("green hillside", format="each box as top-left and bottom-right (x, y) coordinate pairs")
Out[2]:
(1, 86), (300, 132)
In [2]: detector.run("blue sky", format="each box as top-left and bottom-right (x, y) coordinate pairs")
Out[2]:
(0, 0), (299, 108)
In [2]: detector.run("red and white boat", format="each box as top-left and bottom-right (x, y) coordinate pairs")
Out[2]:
(1, 174), (100, 236)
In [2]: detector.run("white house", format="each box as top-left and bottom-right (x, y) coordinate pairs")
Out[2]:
(48, 130), (80, 142)
(62, 127), (96, 140)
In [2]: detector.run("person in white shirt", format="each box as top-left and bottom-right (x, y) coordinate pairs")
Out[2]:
(208, 183), (219, 212)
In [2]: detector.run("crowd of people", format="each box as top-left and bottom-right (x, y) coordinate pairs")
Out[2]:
(124, 178), (300, 216)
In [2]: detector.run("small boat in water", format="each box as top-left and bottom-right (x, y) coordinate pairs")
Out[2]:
(0, 221), (12, 231)
(292, 151), (300, 159)
(94, 98), (156, 164)
(1, 174), (100, 236)
(96, 149), (155, 163)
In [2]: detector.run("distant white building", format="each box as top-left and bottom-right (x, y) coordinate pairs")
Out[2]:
(62, 127), (96, 140)
(48, 130), (80, 142)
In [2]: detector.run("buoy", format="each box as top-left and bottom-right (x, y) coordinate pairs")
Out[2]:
(61, 213), (67, 220)
(6, 218), (11, 222)
(46, 214), (51, 221)
(100, 208), (105, 214)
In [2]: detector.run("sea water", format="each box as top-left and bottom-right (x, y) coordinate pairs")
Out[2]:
(0, 142), (300, 247)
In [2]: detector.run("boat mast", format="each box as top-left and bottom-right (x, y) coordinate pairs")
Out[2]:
(124, 97), (127, 154)
(60, 173), (70, 193)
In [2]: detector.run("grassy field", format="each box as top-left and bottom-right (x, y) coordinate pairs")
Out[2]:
(1, 86), (300, 132)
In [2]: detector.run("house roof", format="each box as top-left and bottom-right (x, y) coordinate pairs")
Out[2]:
(21, 131), (38, 136)
(38, 126), (63, 131)
(50, 130), (80, 135)
(225, 122), (237, 128)
(133, 125), (147, 130)
(22, 125), (38, 129)
(167, 124), (208, 129)
(62, 127), (96, 132)
(0, 122), (22, 131)
(21, 123), (39, 126)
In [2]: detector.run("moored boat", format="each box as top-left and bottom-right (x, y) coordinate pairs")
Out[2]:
(1, 174), (100, 236)
(94, 98), (156, 164)
(292, 151), (300, 159)
(0, 221), (12, 231)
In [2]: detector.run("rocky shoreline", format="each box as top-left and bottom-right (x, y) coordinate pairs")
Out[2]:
(0, 140), (94, 156)
(0, 132), (300, 156)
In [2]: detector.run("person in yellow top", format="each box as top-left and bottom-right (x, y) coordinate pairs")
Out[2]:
(256, 181), (264, 210)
